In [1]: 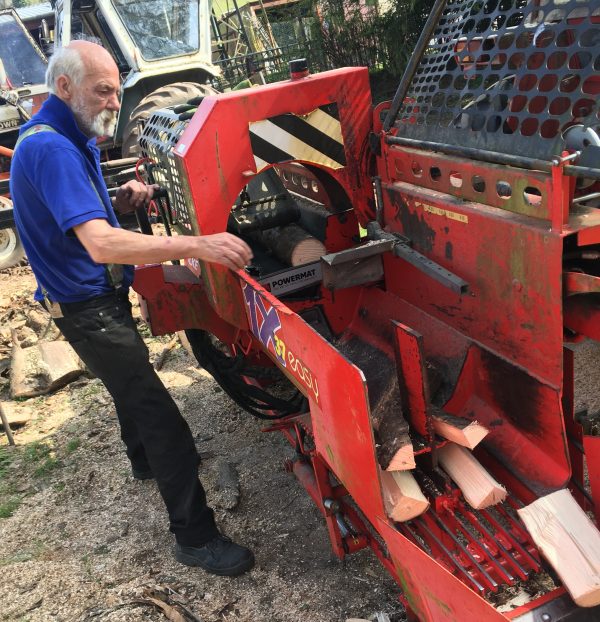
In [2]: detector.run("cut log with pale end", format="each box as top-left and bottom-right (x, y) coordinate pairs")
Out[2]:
(438, 443), (506, 509)
(335, 335), (415, 471)
(518, 489), (600, 608)
(380, 469), (429, 522)
(10, 340), (86, 399)
(261, 224), (326, 266)
(370, 368), (414, 471)
(385, 444), (416, 471)
(431, 408), (488, 449)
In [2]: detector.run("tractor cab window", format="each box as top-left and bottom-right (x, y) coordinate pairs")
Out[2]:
(111, 0), (199, 61)
(0, 13), (47, 88)
(95, 11), (130, 72)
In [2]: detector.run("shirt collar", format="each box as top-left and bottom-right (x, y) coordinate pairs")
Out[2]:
(24, 94), (98, 152)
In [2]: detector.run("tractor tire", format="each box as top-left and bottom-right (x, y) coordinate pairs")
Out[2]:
(0, 197), (26, 270)
(121, 82), (217, 157)
(0, 227), (26, 270)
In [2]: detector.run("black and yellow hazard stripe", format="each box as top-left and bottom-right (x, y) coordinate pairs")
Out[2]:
(249, 103), (346, 172)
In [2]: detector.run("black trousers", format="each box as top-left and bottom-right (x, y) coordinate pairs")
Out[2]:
(53, 290), (218, 546)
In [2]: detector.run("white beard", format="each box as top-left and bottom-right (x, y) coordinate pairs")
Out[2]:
(72, 98), (118, 138)
(90, 108), (118, 138)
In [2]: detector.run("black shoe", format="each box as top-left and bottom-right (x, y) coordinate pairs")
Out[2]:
(175, 535), (255, 576)
(131, 466), (154, 480)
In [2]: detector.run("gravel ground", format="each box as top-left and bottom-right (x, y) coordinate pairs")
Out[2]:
(2, 264), (600, 622)
(0, 266), (404, 622)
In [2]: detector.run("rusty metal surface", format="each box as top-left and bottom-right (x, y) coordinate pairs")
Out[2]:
(379, 180), (564, 386)
(134, 62), (600, 622)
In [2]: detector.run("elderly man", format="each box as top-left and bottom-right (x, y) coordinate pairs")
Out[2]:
(10, 40), (255, 576)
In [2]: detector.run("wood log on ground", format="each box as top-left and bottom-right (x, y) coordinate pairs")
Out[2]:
(0, 401), (33, 428)
(437, 443), (506, 508)
(431, 407), (488, 449)
(261, 224), (326, 266)
(380, 469), (429, 522)
(518, 488), (600, 608)
(10, 339), (86, 398)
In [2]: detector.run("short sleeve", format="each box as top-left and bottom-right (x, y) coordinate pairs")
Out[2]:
(26, 138), (108, 233)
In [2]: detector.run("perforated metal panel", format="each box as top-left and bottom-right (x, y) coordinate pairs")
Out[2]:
(139, 110), (197, 235)
(393, 0), (600, 161)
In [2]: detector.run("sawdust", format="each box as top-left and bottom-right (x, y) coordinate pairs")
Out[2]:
(572, 339), (600, 416)
(0, 266), (404, 622)
(3, 263), (600, 621)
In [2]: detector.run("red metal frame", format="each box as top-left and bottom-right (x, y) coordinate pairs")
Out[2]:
(133, 66), (600, 620)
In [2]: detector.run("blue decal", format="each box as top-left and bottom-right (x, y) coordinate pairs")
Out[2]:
(243, 284), (286, 367)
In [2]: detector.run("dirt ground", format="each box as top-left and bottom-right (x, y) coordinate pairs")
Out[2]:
(2, 264), (600, 622)
(0, 265), (405, 622)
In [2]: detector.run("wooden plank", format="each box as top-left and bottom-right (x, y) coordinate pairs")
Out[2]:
(380, 469), (429, 522)
(437, 443), (506, 509)
(431, 407), (488, 449)
(518, 488), (600, 608)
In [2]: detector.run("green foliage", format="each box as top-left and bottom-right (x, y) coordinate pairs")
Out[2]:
(0, 497), (21, 518)
(23, 441), (51, 465)
(267, 0), (435, 102)
(0, 447), (13, 480)
(65, 438), (81, 454)
(23, 441), (61, 478)
(313, 0), (435, 77)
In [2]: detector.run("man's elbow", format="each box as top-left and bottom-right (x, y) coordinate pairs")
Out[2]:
(74, 222), (117, 264)
(86, 238), (115, 264)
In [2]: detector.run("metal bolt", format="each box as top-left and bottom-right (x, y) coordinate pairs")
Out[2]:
(324, 498), (340, 514)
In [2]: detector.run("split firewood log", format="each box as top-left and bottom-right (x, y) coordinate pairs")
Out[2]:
(437, 443), (506, 509)
(431, 407), (488, 449)
(518, 488), (600, 608)
(380, 469), (429, 521)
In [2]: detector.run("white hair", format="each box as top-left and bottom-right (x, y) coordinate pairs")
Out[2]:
(46, 46), (85, 94)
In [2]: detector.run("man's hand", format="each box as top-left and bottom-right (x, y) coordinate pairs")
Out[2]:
(74, 220), (252, 269)
(113, 181), (160, 214)
(196, 233), (253, 270)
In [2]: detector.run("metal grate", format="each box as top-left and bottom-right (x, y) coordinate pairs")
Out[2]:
(398, 494), (542, 596)
(139, 109), (196, 235)
(393, 0), (600, 161)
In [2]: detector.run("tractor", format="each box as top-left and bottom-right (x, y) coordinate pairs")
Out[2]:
(51, 0), (219, 157)
(0, 8), (49, 270)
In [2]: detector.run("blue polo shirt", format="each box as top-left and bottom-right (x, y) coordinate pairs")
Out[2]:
(10, 95), (134, 303)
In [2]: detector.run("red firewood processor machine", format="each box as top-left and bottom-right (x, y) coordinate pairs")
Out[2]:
(132, 0), (600, 618)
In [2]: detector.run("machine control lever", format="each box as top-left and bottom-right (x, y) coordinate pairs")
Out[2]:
(366, 221), (469, 295)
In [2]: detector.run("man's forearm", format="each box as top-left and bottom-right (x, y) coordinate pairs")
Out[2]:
(87, 224), (200, 265)
(73, 219), (253, 270)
